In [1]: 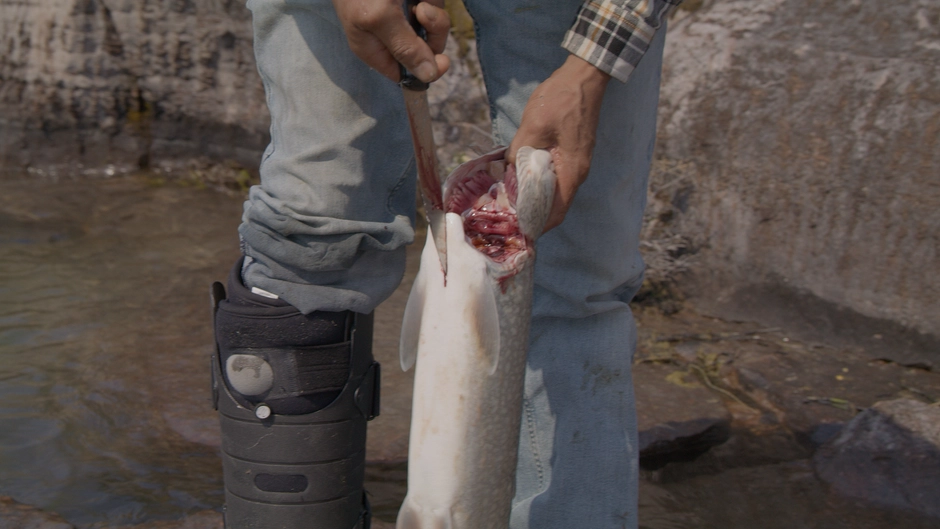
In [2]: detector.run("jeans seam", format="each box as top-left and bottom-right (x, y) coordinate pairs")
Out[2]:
(257, 64), (277, 165)
(522, 396), (545, 491)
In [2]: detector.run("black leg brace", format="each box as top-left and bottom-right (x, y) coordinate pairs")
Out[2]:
(211, 259), (380, 529)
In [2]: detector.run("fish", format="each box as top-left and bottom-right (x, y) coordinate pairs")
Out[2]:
(396, 146), (556, 529)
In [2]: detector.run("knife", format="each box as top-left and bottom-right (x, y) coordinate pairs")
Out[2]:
(400, 0), (448, 275)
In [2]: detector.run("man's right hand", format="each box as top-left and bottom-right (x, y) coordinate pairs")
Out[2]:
(332, 0), (451, 84)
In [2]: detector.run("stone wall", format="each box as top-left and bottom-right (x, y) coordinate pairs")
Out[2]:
(0, 0), (490, 178)
(2, 0), (936, 342)
(655, 0), (939, 339)
(0, 0), (267, 175)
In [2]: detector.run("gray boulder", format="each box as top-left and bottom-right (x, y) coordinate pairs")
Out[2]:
(813, 398), (940, 518)
(655, 0), (940, 341)
(113, 511), (222, 529)
(0, 496), (73, 529)
(635, 363), (732, 469)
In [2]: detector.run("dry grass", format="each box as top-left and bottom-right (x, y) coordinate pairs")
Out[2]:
(635, 158), (701, 312)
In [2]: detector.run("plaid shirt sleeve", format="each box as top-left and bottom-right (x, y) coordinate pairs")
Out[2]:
(562, 0), (684, 83)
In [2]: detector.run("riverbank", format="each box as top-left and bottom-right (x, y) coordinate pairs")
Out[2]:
(1, 173), (937, 528)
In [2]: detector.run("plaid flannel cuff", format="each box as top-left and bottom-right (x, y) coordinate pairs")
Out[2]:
(562, 0), (682, 83)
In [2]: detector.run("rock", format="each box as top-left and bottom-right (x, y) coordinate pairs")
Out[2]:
(655, 0), (940, 338)
(0, 0), (489, 180)
(426, 34), (493, 173)
(111, 511), (223, 529)
(813, 398), (940, 518)
(634, 362), (731, 469)
(0, 0), (268, 176)
(634, 309), (940, 474)
(715, 333), (940, 447)
(640, 459), (940, 529)
(0, 496), (73, 529)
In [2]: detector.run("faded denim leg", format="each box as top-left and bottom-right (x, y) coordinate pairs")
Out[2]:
(240, 0), (417, 315)
(464, 1), (667, 527)
(244, 0), (666, 525)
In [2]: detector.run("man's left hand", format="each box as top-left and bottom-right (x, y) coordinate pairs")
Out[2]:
(507, 55), (611, 233)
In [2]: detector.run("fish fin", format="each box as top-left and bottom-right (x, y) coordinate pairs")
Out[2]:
(443, 211), (502, 376)
(396, 498), (455, 529)
(400, 256), (428, 373)
(395, 498), (418, 529)
(475, 279), (501, 376)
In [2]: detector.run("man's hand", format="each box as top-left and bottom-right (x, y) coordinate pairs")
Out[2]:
(507, 55), (611, 233)
(332, 0), (451, 83)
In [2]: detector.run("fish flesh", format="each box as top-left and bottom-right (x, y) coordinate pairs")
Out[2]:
(397, 147), (556, 529)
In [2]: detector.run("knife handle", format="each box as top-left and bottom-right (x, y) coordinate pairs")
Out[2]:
(399, 0), (430, 91)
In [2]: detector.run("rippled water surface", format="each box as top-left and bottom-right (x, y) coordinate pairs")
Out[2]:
(1, 174), (935, 528)
(0, 175), (244, 525)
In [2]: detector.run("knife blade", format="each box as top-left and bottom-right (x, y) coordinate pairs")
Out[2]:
(400, 0), (448, 275)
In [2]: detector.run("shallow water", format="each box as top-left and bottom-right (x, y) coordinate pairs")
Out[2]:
(0, 175), (240, 525)
(1, 175), (935, 528)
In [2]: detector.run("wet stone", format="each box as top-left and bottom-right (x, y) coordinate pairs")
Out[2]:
(112, 511), (223, 529)
(814, 399), (940, 519)
(718, 338), (940, 447)
(0, 496), (73, 529)
(635, 363), (732, 469)
(640, 459), (940, 529)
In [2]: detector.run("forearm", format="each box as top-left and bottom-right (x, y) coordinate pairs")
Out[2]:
(507, 0), (683, 232)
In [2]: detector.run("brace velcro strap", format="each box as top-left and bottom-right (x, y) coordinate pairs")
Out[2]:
(356, 362), (381, 421)
(230, 341), (352, 400)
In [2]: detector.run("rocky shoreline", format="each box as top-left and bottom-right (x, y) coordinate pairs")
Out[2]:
(2, 258), (937, 527)
(2, 0), (937, 526)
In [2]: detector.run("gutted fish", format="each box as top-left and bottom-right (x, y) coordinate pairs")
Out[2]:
(397, 147), (555, 529)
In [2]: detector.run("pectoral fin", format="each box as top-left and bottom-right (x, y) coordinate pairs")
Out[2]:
(396, 498), (455, 529)
(445, 212), (501, 375)
(400, 242), (433, 372)
(474, 279), (501, 376)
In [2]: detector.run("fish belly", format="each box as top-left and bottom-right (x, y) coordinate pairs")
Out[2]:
(398, 218), (533, 529)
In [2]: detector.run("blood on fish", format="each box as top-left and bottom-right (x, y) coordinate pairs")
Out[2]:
(447, 158), (527, 264)
(503, 164), (518, 204)
(398, 146), (555, 529)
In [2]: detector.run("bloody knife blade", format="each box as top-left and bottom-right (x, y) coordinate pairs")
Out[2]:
(400, 0), (448, 275)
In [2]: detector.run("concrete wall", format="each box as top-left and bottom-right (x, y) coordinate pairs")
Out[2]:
(655, 0), (939, 339)
(1, 0), (936, 341)
(0, 0), (267, 175)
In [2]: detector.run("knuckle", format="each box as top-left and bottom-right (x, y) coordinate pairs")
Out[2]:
(354, 5), (389, 30)
(389, 39), (418, 60)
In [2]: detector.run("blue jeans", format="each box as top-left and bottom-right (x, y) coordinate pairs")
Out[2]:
(240, 0), (665, 527)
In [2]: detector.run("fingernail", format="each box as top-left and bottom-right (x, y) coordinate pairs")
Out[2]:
(415, 61), (436, 82)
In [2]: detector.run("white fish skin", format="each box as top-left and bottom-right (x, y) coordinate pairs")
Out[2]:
(397, 147), (556, 529)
